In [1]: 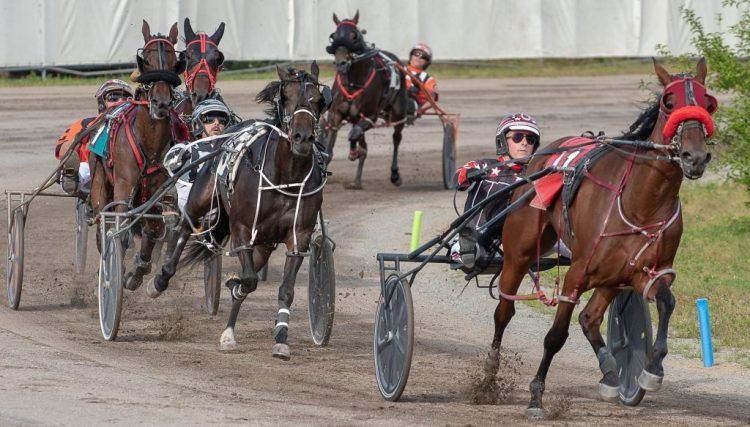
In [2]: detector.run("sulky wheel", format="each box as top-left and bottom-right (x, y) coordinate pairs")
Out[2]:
(98, 231), (124, 341)
(74, 198), (89, 274)
(607, 290), (653, 406)
(6, 208), (25, 310)
(308, 234), (335, 346)
(203, 253), (222, 315)
(373, 273), (414, 401)
(442, 121), (457, 190)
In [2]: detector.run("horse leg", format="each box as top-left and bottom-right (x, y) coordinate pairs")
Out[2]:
(271, 250), (306, 361)
(145, 218), (192, 298)
(220, 243), (272, 352)
(123, 218), (160, 290)
(346, 122), (371, 189)
(323, 128), (338, 166)
(638, 277), (675, 392)
(526, 301), (576, 419)
(579, 288), (620, 401)
(390, 123), (404, 186)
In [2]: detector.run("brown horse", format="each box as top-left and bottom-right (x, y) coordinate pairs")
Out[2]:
(176, 17), (226, 116)
(321, 11), (408, 189)
(493, 58), (716, 418)
(145, 63), (330, 360)
(90, 20), (187, 291)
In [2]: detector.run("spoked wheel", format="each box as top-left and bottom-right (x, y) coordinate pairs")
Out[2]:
(308, 234), (335, 346)
(98, 232), (124, 341)
(203, 253), (222, 315)
(374, 273), (414, 401)
(74, 198), (88, 274)
(441, 121), (457, 190)
(7, 208), (25, 310)
(607, 290), (653, 406)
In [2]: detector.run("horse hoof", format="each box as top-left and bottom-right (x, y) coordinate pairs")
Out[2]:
(344, 182), (363, 190)
(598, 381), (620, 401)
(524, 407), (545, 420)
(272, 343), (290, 361)
(348, 150), (359, 161)
(123, 272), (142, 291)
(220, 340), (238, 352)
(145, 277), (162, 299)
(390, 176), (402, 187)
(637, 370), (663, 392)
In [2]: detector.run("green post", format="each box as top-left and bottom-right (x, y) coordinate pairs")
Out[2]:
(410, 210), (423, 252)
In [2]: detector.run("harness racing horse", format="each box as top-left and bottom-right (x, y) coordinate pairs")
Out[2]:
(146, 63), (331, 360)
(322, 11), (409, 189)
(174, 17), (226, 116)
(90, 20), (188, 291)
(493, 58), (716, 418)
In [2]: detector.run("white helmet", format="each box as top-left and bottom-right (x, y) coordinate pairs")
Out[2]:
(495, 113), (541, 156)
(95, 79), (134, 112)
(191, 99), (231, 137)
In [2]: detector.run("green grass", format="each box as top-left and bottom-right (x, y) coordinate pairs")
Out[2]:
(522, 181), (750, 362)
(0, 57), (679, 88)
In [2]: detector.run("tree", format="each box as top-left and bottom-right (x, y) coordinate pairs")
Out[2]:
(681, 1), (750, 191)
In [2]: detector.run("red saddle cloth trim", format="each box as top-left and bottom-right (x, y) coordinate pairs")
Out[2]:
(530, 137), (597, 210)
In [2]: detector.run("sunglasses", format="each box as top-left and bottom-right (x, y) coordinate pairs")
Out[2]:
(200, 114), (228, 125)
(412, 51), (430, 60)
(506, 133), (538, 145)
(105, 92), (129, 102)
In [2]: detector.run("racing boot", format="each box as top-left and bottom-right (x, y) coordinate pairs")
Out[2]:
(60, 168), (79, 195)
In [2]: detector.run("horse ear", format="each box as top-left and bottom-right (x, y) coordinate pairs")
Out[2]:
(695, 57), (707, 85)
(210, 22), (225, 44)
(333, 13), (340, 25)
(353, 10), (359, 24)
(184, 17), (195, 41)
(652, 57), (672, 87)
(276, 65), (291, 81)
(141, 20), (151, 42)
(169, 22), (179, 44)
(310, 60), (320, 79)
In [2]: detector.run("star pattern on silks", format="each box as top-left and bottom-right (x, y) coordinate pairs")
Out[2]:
(488, 167), (502, 178)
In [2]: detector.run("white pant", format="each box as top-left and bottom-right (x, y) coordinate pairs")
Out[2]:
(176, 180), (191, 212)
(78, 162), (91, 193)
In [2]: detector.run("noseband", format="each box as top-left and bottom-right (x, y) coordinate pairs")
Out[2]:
(183, 33), (221, 94)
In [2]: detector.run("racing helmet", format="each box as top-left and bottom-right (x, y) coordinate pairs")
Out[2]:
(495, 113), (541, 157)
(191, 99), (231, 137)
(409, 43), (433, 69)
(95, 79), (134, 112)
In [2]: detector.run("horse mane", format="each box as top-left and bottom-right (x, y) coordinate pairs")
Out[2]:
(619, 94), (661, 141)
(145, 33), (170, 42)
(256, 81), (283, 126)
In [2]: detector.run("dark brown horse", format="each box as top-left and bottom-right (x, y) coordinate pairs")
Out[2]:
(90, 20), (187, 290)
(321, 11), (408, 189)
(176, 17), (226, 116)
(493, 58), (716, 418)
(146, 63), (330, 360)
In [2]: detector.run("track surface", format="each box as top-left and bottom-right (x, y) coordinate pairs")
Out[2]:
(1, 77), (748, 425)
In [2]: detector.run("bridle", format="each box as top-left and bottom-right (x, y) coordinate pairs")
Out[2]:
(658, 74), (717, 160)
(136, 37), (183, 116)
(275, 73), (331, 140)
(183, 33), (222, 94)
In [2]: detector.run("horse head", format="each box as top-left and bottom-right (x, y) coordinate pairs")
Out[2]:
(263, 62), (331, 157)
(327, 10), (367, 74)
(183, 18), (225, 105)
(136, 20), (184, 120)
(653, 57), (718, 180)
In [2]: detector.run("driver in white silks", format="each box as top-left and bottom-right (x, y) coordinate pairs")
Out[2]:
(164, 99), (232, 212)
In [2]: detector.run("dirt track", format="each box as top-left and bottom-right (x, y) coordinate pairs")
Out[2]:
(1, 76), (749, 426)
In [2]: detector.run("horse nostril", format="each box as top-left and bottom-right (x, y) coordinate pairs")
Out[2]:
(705, 152), (712, 163)
(681, 151), (693, 162)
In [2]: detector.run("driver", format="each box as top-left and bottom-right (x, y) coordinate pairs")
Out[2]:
(164, 99), (231, 212)
(452, 113), (540, 269)
(55, 79), (134, 194)
(404, 43), (439, 123)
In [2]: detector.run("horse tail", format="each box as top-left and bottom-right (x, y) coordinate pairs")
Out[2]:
(179, 211), (231, 268)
